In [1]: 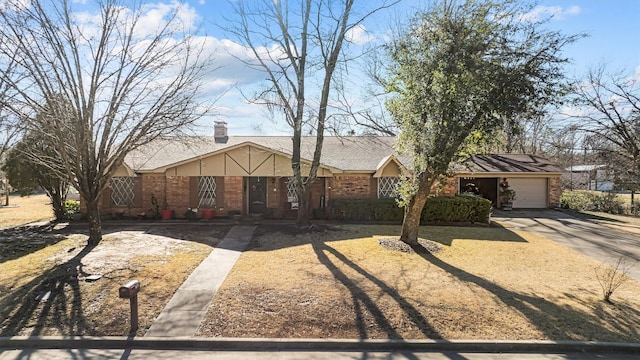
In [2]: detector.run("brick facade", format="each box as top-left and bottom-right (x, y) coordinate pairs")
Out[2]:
(97, 172), (559, 219)
(548, 176), (561, 208)
(165, 176), (190, 215)
(222, 176), (243, 214)
(329, 175), (373, 199)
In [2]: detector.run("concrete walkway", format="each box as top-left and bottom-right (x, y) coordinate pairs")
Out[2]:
(492, 210), (640, 281)
(145, 225), (256, 337)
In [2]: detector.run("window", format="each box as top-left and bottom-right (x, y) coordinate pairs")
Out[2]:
(110, 177), (135, 206)
(198, 176), (217, 208)
(378, 177), (401, 198)
(286, 177), (298, 202)
(287, 177), (299, 209)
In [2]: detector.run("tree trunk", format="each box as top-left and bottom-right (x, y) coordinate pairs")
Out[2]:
(296, 186), (312, 228)
(3, 176), (8, 206)
(51, 191), (67, 221)
(86, 201), (103, 246)
(399, 173), (435, 245)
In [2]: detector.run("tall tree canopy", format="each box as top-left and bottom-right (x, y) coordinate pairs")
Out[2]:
(570, 67), (640, 206)
(386, 0), (580, 244)
(2, 133), (70, 221)
(0, 0), (215, 245)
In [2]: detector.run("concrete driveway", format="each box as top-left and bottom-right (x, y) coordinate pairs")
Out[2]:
(492, 209), (640, 281)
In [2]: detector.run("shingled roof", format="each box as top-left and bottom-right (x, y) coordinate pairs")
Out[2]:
(124, 136), (562, 176)
(460, 154), (564, 174)
(124, 136), (401, 172)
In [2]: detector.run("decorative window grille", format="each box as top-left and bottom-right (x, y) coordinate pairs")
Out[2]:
(287, 177), (299, 209)
(286, 177), (298, 202)
(198, 176), (217, 208)
(378, 177), (401, 198)
(110, 177), (135, 206)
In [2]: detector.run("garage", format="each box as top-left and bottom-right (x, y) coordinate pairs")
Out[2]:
(507, 178), (548, 208)
(457, 154), (562, 209)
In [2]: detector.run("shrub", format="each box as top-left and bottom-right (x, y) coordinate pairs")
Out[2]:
(422, 195), (491, 223)
(64, 199), (80, 219)
(329, 196), (491, 223)
(330, 198), (403, 221)
(595, 256), (636, 304)
(560, 190), (625, 214)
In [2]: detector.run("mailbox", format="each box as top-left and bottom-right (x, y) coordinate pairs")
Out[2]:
(119, 280), (141, 299)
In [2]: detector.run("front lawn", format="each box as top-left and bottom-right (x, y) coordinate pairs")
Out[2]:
(0, 194), (54, 229)
(198, 224), (640, 341)
(0, 224), (228, 336)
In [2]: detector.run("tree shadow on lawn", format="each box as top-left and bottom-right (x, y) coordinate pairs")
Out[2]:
(311, 240), (442, 340)
(495, 214), (640, 264)
(0, 223), (68, 264)
(251, 223), (527, 251)
(0, 222), (230, 337)
(410, 245), (640, 342)
(1, 221), (229, 265)
(0, 244), (95, 336)
(88, 222), (230, 249)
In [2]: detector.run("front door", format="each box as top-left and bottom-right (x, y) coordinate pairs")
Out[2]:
(248, 177), (267, 214)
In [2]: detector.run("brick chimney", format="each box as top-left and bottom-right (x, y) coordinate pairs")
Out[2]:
(214, 120), (228, 144)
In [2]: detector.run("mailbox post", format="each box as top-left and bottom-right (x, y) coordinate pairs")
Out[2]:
(119, 280), (141, 334)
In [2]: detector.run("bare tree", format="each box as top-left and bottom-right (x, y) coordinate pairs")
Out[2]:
(570, 66), (640, 207)
(0, 54), (24, 206)
(0, 0), (216, 245)
(227, 0), (395, 226)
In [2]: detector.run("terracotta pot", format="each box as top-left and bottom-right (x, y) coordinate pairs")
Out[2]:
(201, 209), (215, 219)
(160, 209), (173, 220)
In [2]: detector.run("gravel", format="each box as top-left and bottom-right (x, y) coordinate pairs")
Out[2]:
(378, 236), (442, 254)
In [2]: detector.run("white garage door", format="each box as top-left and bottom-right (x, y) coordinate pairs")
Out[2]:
(508, 178), (548, 208)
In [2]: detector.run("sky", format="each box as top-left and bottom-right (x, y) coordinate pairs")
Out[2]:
(70, 0), (640, 136)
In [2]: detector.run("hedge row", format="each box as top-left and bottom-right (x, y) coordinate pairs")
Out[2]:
(326, 195), (491, 223)
(560, 190), (626, 214)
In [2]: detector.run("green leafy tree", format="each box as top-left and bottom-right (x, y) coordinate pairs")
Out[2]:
(2, 135), (69, 221)
(386, 0), (581, 244)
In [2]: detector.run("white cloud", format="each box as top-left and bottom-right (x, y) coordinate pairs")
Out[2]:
(346, 24), (375, 45)
(134, 1), (201, 37)
(191, 36), (282, 88)
(519, 5), (581, 22)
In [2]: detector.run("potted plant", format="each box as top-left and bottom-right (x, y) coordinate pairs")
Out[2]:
(201, 208), (215, 219)
(150, 193), (161, 219)
(499, 178), (516, 211)
(160, 200), (173, 220)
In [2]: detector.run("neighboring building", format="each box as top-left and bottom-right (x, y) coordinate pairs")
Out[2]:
(97, 122), (563, 219)
(563, 165), (614, 191)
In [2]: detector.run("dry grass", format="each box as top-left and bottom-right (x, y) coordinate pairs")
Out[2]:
(0, 224), (228, 336)
(0, 194), (54, 229)
(198, 224), (640, 341)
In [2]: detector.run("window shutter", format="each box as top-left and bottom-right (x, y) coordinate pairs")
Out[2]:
(104, 184), (112, 207)
(189, 177), (199, 208)
(134, 177), (143, 208)
(216, 176), (225, 208)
